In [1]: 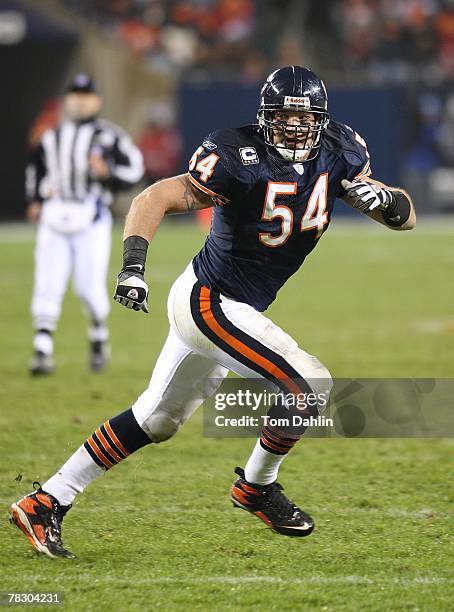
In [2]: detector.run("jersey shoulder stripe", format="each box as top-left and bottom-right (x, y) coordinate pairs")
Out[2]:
(188, 173), (230, 205)
(353, 159), (372, 181)
(188, 125), (261, 203)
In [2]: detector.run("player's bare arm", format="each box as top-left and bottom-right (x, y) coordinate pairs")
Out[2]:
(123, 173), (213, 242)
(114, 174), (214, 312)
(341, 177), (416, 231)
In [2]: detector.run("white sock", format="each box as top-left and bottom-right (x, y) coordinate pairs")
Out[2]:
(244, 439), (287, 485)
(33, 332), (53, 355)
(42, 445), (104, 506)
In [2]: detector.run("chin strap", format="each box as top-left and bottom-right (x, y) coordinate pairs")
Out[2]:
(276, 147), (312, 163)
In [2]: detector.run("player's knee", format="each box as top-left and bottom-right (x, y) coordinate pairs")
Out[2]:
(309, 355), (332, 387)
(291, 350), (333, 413)
(140, 412), (180, 443)
(262, 325), (333, 402)
(310, 361), (333, 413)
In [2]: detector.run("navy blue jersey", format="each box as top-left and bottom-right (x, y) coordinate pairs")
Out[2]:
(190, 120), (371, 311)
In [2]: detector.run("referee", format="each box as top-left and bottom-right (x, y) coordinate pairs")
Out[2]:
(26, 74), (144, 374)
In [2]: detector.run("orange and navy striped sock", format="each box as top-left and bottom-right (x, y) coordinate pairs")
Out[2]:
(84, 408), (151, 470)
(260, 424), (301, 456)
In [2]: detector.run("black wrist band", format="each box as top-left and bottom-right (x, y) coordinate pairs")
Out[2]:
(123, 235), (149, 271)
(382, 191), (411, 227)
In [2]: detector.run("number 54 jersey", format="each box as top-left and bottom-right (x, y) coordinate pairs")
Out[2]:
(189, 120), (371, 312)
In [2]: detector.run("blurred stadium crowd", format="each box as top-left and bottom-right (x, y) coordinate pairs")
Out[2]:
(320, 0), (454, 85)
(57, 0), (454, 212)
(62, 0), (263, 80)
(61, 0), (454, 84)
(25, 0), (454, 213)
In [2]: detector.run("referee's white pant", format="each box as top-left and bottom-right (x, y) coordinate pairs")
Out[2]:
(31, 211), (112, 332)
(133, 263), (332, 449)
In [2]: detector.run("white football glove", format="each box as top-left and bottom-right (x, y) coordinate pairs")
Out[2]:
(341, 179), (393, 213)
(114, 267), (149, 313)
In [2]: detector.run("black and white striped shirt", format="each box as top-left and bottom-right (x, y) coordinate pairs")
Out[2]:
(26, 117), (144, 206)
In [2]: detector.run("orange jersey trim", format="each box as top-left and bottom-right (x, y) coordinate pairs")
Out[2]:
(188, 173), (230, 204)
(353, 160), (371, 181)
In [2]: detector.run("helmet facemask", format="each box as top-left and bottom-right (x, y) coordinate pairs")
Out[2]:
(258, 108), (329, 162)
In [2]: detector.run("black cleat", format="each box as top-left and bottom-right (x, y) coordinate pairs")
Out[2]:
(230, 467), (314, 537)
(9, 485), (74, 558)
(30, 351), (55, 376)
(90, 340), (110, 372)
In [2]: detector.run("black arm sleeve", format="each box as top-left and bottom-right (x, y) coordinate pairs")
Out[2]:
(381, 191), (412, 227)
(122, 236), (149, 272)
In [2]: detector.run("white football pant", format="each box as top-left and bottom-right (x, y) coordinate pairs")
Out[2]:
(132, 263), (332, 444)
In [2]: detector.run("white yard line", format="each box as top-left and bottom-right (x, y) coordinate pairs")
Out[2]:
(415, 318), (454, 334)
(11, 574), (452, 587)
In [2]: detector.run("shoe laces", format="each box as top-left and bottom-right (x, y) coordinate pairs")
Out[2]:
(263, 482), (297, 518)
(33, 482), (71, 544)
(234, 469), (297, 519)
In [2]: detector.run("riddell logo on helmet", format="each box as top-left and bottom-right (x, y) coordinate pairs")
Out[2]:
(283, 96), (310, 109)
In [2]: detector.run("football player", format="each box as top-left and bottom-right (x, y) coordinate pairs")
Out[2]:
(10, 66), (415, 557)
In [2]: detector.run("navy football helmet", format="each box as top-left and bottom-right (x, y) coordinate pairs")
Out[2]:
(258, 66), (330, 162)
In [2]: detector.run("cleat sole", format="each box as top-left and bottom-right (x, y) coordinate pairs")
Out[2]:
(230, 495), (250, 512)
(9, 503), (54, 557)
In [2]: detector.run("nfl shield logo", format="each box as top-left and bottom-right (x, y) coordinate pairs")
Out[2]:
(293, 164), (305, 175)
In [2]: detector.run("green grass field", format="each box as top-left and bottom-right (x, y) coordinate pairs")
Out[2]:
(0, 219), (453, 611)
